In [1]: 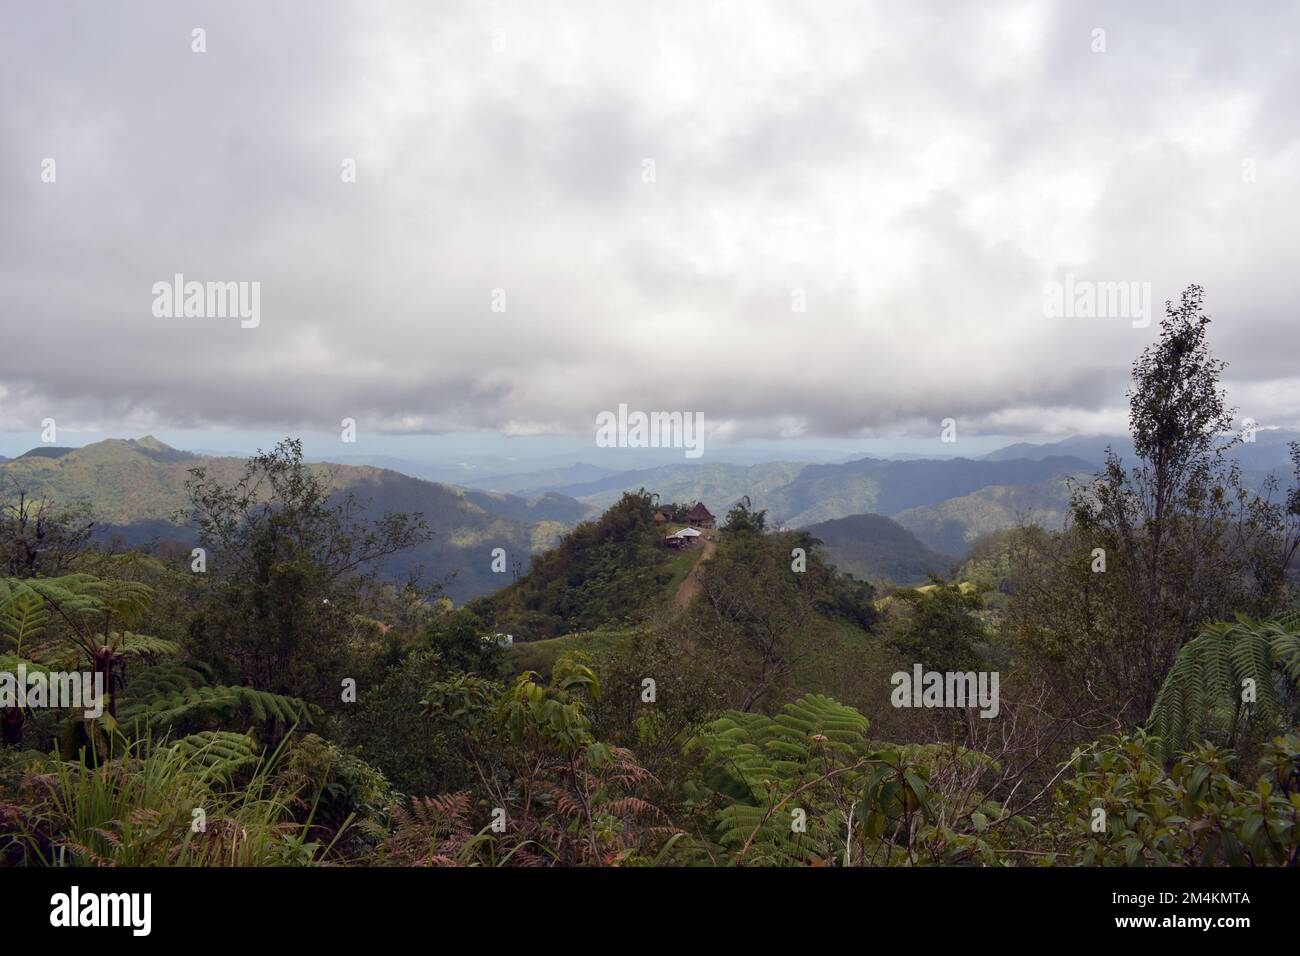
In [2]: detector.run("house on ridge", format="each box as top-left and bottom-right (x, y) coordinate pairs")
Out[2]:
(686, 502), (715, 530)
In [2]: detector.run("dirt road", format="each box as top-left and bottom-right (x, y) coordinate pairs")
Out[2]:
(674, 537), (718, 607)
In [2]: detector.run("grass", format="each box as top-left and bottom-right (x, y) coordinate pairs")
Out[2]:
(6, 733), (339, 866)
(663, 546), (703, 593)
(506, 628), (639, 675)
(873, 579), (976, 610)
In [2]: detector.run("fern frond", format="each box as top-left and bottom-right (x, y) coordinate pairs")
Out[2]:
(1147, 614), (1300, 759)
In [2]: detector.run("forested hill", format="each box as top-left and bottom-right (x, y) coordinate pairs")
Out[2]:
(892, 474), (1080, 557)
(803, 513), (956, 585)
(0, 437), (591, 602)
(471, 491), (884, 665)
(471, 490), (678, 641)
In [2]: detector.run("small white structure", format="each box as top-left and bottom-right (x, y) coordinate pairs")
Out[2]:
(666, 527), (702, 548)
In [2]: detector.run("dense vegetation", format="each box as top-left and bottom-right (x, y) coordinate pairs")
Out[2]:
(1, 288), (1298, 867)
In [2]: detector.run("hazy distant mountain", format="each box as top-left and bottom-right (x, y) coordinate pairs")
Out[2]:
(764, 455), (1093, 527)
(564, 461), (809, 512)
(893, 474), (1081, 556)
(463, 463), (622, 495)
(458, 489), (592, 525)
(1224, 429), (1300, 475)
(15, 446), (79, 461)
(983, 430), (1298, 474)
(804, 513), (956, 586)
(0, 437), (588, 602)
(537, 454), (1095, 547)
(982, 436), (1127, 466)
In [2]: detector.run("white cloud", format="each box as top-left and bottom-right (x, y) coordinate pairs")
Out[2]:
(1, 0), (1297, 444)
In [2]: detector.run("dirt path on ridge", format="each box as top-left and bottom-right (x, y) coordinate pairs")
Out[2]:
(674, 537), (718, 607)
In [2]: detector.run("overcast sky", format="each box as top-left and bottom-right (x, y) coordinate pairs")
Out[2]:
(2, 0), (1297, 459)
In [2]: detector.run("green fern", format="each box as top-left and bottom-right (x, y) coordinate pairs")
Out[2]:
(1146, 614), (1300, 759)
(117, 662), (315, 738)
(687, 694), (872, 862)
(0, 583), (56, 655)
(169, 730), (263, 782)
(0, 574), (174, 672)
(121, 660), (216, 698)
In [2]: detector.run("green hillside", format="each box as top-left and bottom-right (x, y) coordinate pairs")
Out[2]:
(472, 490), (681, 641)
(763, 455), (1092, 527)
(803, 513), (956, 586)
(893, 474), (1080, 556)
(0, 437), (586, 602)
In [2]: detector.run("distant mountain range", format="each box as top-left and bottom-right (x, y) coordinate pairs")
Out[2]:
(981, 429), (1298, 475)
(0, 437), (592, 602)
(981, 436), (1130, 465)
(894, 474), (1080, 556)
(759, 455), (1093, 528)
(6, 430), (1293, 591)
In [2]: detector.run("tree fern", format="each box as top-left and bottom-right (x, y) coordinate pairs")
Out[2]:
(119, 683), (314, 736)
(0, 582), (55, 655)
(0, 574), (172, 670)
(1146, 614), (1300, 759)
(169, 730), (263, 782)
(116, 661), (315, 738)
(687, 694), (873, 863)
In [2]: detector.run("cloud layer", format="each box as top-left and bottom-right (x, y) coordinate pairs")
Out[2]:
(2, 0), (1298, 445)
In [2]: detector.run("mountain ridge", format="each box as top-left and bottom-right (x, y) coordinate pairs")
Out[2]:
(0, 437), (591, 602)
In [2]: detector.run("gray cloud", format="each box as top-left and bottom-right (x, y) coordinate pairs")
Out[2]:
(1, 0), (1297, 445)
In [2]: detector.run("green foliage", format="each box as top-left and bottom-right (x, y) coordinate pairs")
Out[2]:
(169, 730), (262, 782)
(684, 694), (1022, 866)
(497, 657), (602, 755)
(1059, 288), (1300, 721)
(0, 493), (94, 578)
(0, 579), (57, 654)
(278, 732), (395, 849)
(883, 579), (988, 673)
(117, 674), (314, 739)
(689, 529), (868, 711)
(685, 694), (874, 864)
(414, 655), (676, 865)
(342, 650), (468, 797)
(1145, 614), (1300, 760)
(421, 606), (502, 674)
(1053, 730), (1300, 866)
(0, 573), (181, 750)
(0, 574), (173, 663)
(722, 496), (767, 535)
(181, 438), (431, 706)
